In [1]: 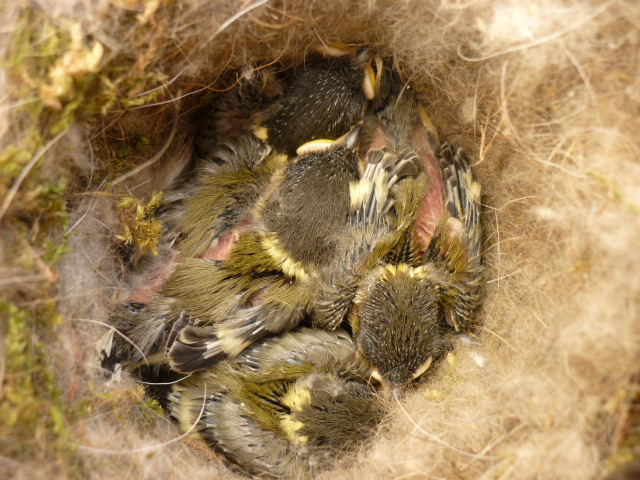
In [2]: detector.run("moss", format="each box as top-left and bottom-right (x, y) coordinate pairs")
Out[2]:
(0, 302), (69, 461)
(139, 398), (166, 428)
(119, 71), (169, 108)
(116, 191), (164, 256)
(1, 6), (181, 459)
(1, 4), (177, 210)
(0, 9), (118, 472)
(0, 0), (638, 478)
(1, 10), (87, 219)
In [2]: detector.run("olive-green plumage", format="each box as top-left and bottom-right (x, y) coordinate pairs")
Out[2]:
(352, 142), (485, 387)
(128, 82), (278, 268)
(313, 73), (485, 388)
(167, 328), (385, 478)
(167, 129), (425, 374)
(104, 59), (485, 392)
(176, 134), (286, 259)
(106, 118), (425, 375)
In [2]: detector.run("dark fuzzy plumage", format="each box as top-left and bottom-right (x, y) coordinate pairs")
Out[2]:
(264, 52), (373, 155)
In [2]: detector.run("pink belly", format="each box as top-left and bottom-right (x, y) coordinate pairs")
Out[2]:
(201, 220), (252, 261)
(412, 125), (444, 253)
(126, 252), (178, 303)
(125, 220), (252, 302)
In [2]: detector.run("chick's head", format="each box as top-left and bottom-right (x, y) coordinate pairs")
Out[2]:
(353, 263), (453, 388)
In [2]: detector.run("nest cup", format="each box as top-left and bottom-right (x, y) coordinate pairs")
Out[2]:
(2, 1), (639, 478)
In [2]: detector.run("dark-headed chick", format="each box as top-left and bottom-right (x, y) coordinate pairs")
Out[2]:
(355, 142), (484, 388)
(254, 47), (385, 156)
(105, 120), (422, 375)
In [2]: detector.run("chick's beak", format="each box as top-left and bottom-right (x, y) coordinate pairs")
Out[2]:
(370, 368), (391, 391)
(337, 122), (363, 150)
(370, 355), (434, 392)
(295, 122), (362, 156)
(412, 356), (434, 380)
(363, 56), (384, 100)
(295, 138), (337, 156)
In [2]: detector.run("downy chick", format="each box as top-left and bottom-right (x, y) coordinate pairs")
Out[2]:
(166, 328), (385, 478)
(319, 74), (484, 388)
(117, 50), (386, 306)
(118, 81), (283, 309)
(254, 47), (385, 156)
(107, 121), (422, 375)
(162, 123), (425, 374)
(124, 50), (383, 296)
(354, 141), (484, 388)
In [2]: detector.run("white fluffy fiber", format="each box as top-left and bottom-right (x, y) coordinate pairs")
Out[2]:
(2, 0), (639, 478)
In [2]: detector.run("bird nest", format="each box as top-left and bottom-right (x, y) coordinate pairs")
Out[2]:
(2, 1), (639, 479)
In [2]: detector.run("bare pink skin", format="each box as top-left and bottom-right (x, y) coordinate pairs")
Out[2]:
(412, 123), (444, 253)
(125, 220), (253, 303)
(201, 220), (252, 261)
(126, 252), (179, 304)
(125, 121), (446, 304)
(366, 123), (390, 151)
(123, 97), (259, 304)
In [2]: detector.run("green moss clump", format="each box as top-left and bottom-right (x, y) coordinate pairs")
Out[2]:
(0, 302), (70, 462)
(116, 191), (164, 256)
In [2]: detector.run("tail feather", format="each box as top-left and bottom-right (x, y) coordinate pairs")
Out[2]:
(169, 325), (226, 374)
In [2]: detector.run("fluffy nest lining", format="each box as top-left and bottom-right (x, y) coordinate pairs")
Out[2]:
(1, 1), (639, 479)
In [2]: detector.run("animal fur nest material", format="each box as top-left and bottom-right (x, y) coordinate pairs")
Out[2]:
(1, 0), (639, 478)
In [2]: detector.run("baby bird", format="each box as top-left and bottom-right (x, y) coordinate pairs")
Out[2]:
(118, 82), (283, 308)
(175, 132), (285, 260)
(316, 74), (484, 388)
(106, 119), (422, 375)
(354, 142), (484, 388)
(115, 48), (388, 306)
(254, 47), (384, 156)
(166, 328), (385, 478)
(124, 50), (385, 285)
(118, 126), (362, 373)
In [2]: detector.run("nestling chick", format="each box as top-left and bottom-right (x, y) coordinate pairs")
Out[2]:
(166, 328), (385, 478)
(254, 48), (384, 155)
(105, 126), (358, 373)
(157, 77), (288, 261)
(316, 74), (484, 388)
(175, 133), (285, 260)
(354, 142), (484, 388)
(115, 52), (387, 304)
(118, 83), (283, 306)
(106, 120), (423, 375)
(116, 132), (283, 306)
(161, 124), (425, 374)
(124, 50), (381, 286)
